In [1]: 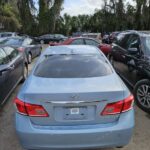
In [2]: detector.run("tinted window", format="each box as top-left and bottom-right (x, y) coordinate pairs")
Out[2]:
(114, 33), (126, 46)
(1, 33), (12, 37)
(126, 35), (140, 50)
(3, 47), (19, 60)
(0, 48), (9, 65)
(71, 39), (84, 45)
(34, 54), (112, 78)
(85, 39), (99, 47)
(41, 35), (52, 38)
(0, 38), (23, 46)
(31, 39), (39, 45)
(142, 36), (150, 55)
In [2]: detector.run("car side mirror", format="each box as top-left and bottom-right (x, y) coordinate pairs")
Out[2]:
(128, 48), (138, 55)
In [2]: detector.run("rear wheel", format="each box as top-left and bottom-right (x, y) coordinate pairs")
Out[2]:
(28, 53), (32, 64)
(134, 79), (150, 113)
(20, 64), (28, 83)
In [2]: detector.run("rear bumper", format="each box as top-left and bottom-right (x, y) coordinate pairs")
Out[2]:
(15, 110), (134, 150)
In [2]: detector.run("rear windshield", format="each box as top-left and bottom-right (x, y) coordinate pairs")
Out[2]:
(34, 54), (112, 78)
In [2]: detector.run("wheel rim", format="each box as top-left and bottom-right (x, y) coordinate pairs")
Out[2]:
(137, 84), (150, 108)
(28, 54), (32, 63)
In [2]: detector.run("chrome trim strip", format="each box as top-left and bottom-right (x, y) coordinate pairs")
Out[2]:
(46, 100), (103, 104)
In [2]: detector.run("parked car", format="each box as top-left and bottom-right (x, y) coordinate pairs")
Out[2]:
(109, 31), (150, 113)
(102, 34), (111, 44)
(0, 37), (42, 64)
(14, 45), (134, 150)
(0, 32), (18, 38)
(0, 46), (27, 105)
(0, 32), (18, 42)
(35, 34), (67, 44)
(109, 31), (120, 43)
(50, 37), (112, 55)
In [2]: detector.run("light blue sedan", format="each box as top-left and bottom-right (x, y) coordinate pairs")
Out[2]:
(14, 45), (134, 150)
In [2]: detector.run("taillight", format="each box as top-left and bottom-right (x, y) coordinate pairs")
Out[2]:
(122, 95), (134, 112)
(14, 98), (49, 117)
(14, 98), (27, 115)
(101, 95), (134, 116)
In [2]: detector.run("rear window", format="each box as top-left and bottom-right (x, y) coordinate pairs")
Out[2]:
(0, 38), (23, 46)
(34, 54), (112, 78)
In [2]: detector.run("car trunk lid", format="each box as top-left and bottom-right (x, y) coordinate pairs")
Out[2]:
(22, 74), (125, 126)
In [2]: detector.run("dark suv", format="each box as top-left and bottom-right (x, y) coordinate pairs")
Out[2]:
(109, 31), (150, 113)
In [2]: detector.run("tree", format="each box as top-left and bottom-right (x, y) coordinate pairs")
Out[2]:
(0, 2), (21, 31)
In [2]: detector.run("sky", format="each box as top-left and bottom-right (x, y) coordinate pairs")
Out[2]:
(61, 0), (135, 16)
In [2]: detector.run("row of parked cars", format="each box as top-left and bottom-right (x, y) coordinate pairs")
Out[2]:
(108, 30), (150, 113)
(0, 31), (135, 150)
(0, 32), (42, 105)
(0, 30), (149, 150)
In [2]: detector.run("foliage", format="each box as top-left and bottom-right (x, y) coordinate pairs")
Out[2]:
(0, 3), (21, 31)
(0, 0), (150, 35)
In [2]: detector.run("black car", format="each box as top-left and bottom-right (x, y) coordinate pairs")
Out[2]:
(0, 37), (42, 64)
(0, 46), (27, 105)
(35, 34), (67, 44)
(109, 31), (150, 113)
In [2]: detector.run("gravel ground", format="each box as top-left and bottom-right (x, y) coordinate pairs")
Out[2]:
(0, 45), (150, 150)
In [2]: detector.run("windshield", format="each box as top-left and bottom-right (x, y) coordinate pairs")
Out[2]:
(0, 38), (23, 46)
(34, 54), (112, 78)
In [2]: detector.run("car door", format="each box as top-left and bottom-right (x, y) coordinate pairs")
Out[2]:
(0, 48), (11, 104)
(125, 34), (143, 69)
(112, 33), (131, 62)
(3, 47), (24, 88)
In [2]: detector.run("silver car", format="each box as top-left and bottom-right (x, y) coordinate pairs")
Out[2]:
(14, 45), (134, 150)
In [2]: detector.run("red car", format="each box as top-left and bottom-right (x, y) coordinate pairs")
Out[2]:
(49, 37), (112, 55)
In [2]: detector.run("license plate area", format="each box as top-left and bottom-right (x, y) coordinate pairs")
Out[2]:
(63, 107), (87, 120)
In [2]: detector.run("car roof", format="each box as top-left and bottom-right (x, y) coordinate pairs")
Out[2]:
(4, 36), (26, 40)
(69, 37), (100, 42)
(118, 30), (150, 37)
(43, 45), (101, 56)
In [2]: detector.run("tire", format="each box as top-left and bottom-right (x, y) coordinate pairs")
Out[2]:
(38, 47), (42, 56)
(28, 53), (32, 64)
(20, 64), (28, 83)
(134, 79), (150, 113)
